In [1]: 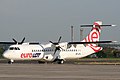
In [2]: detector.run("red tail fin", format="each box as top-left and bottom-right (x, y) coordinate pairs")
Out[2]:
(82, 21), (102, 52)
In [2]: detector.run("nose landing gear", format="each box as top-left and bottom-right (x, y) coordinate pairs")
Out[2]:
(54, 59), (64, 64)
(8, 59), (14, 64)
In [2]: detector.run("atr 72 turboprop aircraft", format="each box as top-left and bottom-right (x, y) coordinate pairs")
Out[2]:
(2, 21), (116, 64)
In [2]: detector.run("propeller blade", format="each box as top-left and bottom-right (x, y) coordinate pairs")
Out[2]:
(59, 46), (64, 50)
(50, 36), (62, 56)
(21, 37), (25, 44)
(12, 38), (17, 44)
(53, 46), (64, 56)
(53, 48), (57, 55)
(49, 41), (54, 44)
(49, 36), (62, 45)
(58, 36), (61, 43)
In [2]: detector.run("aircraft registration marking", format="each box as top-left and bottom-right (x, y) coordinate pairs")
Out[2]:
(76, 53), (81, 55)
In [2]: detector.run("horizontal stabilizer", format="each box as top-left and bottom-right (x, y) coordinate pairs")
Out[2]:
(68, 41), (116, 44)
(81, 25), (116, 27)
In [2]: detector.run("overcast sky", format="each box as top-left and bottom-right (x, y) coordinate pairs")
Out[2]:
(0, 0), (120, 43)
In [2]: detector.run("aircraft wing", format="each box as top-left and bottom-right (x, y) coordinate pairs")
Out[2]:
(0, 42), (40, 44)
(0, 42), (16, 44)
(68, 41), (116, 44)
(0, 37), (40, 45)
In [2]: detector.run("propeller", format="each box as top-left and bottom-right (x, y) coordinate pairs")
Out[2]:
(12, 37), (25, 44)
(20, 37), (25, 44)
(49, 36), (61, 45)
(49, 36), (63, 56)
(12, 38), (17, 44)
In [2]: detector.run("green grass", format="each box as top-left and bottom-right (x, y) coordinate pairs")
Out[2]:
(79, 58), (120, 60)
(74, 58), (120, 65)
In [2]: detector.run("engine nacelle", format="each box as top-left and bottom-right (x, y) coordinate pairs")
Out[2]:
(43, 54), (54, 61)
(59, 42), (70, 49)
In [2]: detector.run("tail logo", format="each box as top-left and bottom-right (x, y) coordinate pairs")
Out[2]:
(84, 27), (102, 52)
(89, 29), (100, 42)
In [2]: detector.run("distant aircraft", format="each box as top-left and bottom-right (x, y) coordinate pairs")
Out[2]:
(2, 21), (116, 64)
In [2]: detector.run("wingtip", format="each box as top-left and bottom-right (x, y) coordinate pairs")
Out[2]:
(111, 25), (116, 27)
(112, 41), (117, 43)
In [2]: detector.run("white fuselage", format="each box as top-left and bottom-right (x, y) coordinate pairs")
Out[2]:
(3, 42), (97, 62)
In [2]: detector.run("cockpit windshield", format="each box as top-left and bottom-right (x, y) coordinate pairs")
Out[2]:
(9, 47), (20, 50)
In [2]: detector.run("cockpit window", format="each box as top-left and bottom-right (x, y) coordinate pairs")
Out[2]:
(9, 47), (14, 50)
(9, 47), (20, 50)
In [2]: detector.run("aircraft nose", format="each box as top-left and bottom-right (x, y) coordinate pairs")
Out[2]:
(3, 51), (9, 59)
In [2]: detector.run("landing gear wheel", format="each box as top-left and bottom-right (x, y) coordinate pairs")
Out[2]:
(38, 61), (45, 64)
(57, 59), (64, 64)
(8, 60), (14, 64)
(61, 60), (64, 64)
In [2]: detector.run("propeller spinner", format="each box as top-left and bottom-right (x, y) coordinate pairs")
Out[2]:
(49, 36), (63, 56)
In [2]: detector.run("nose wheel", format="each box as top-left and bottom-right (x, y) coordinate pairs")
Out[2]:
(8, 59), (14, 64)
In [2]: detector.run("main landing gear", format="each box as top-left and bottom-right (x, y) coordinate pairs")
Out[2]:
(54, 59), (64, 64)
(38, 61), (45, 64)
